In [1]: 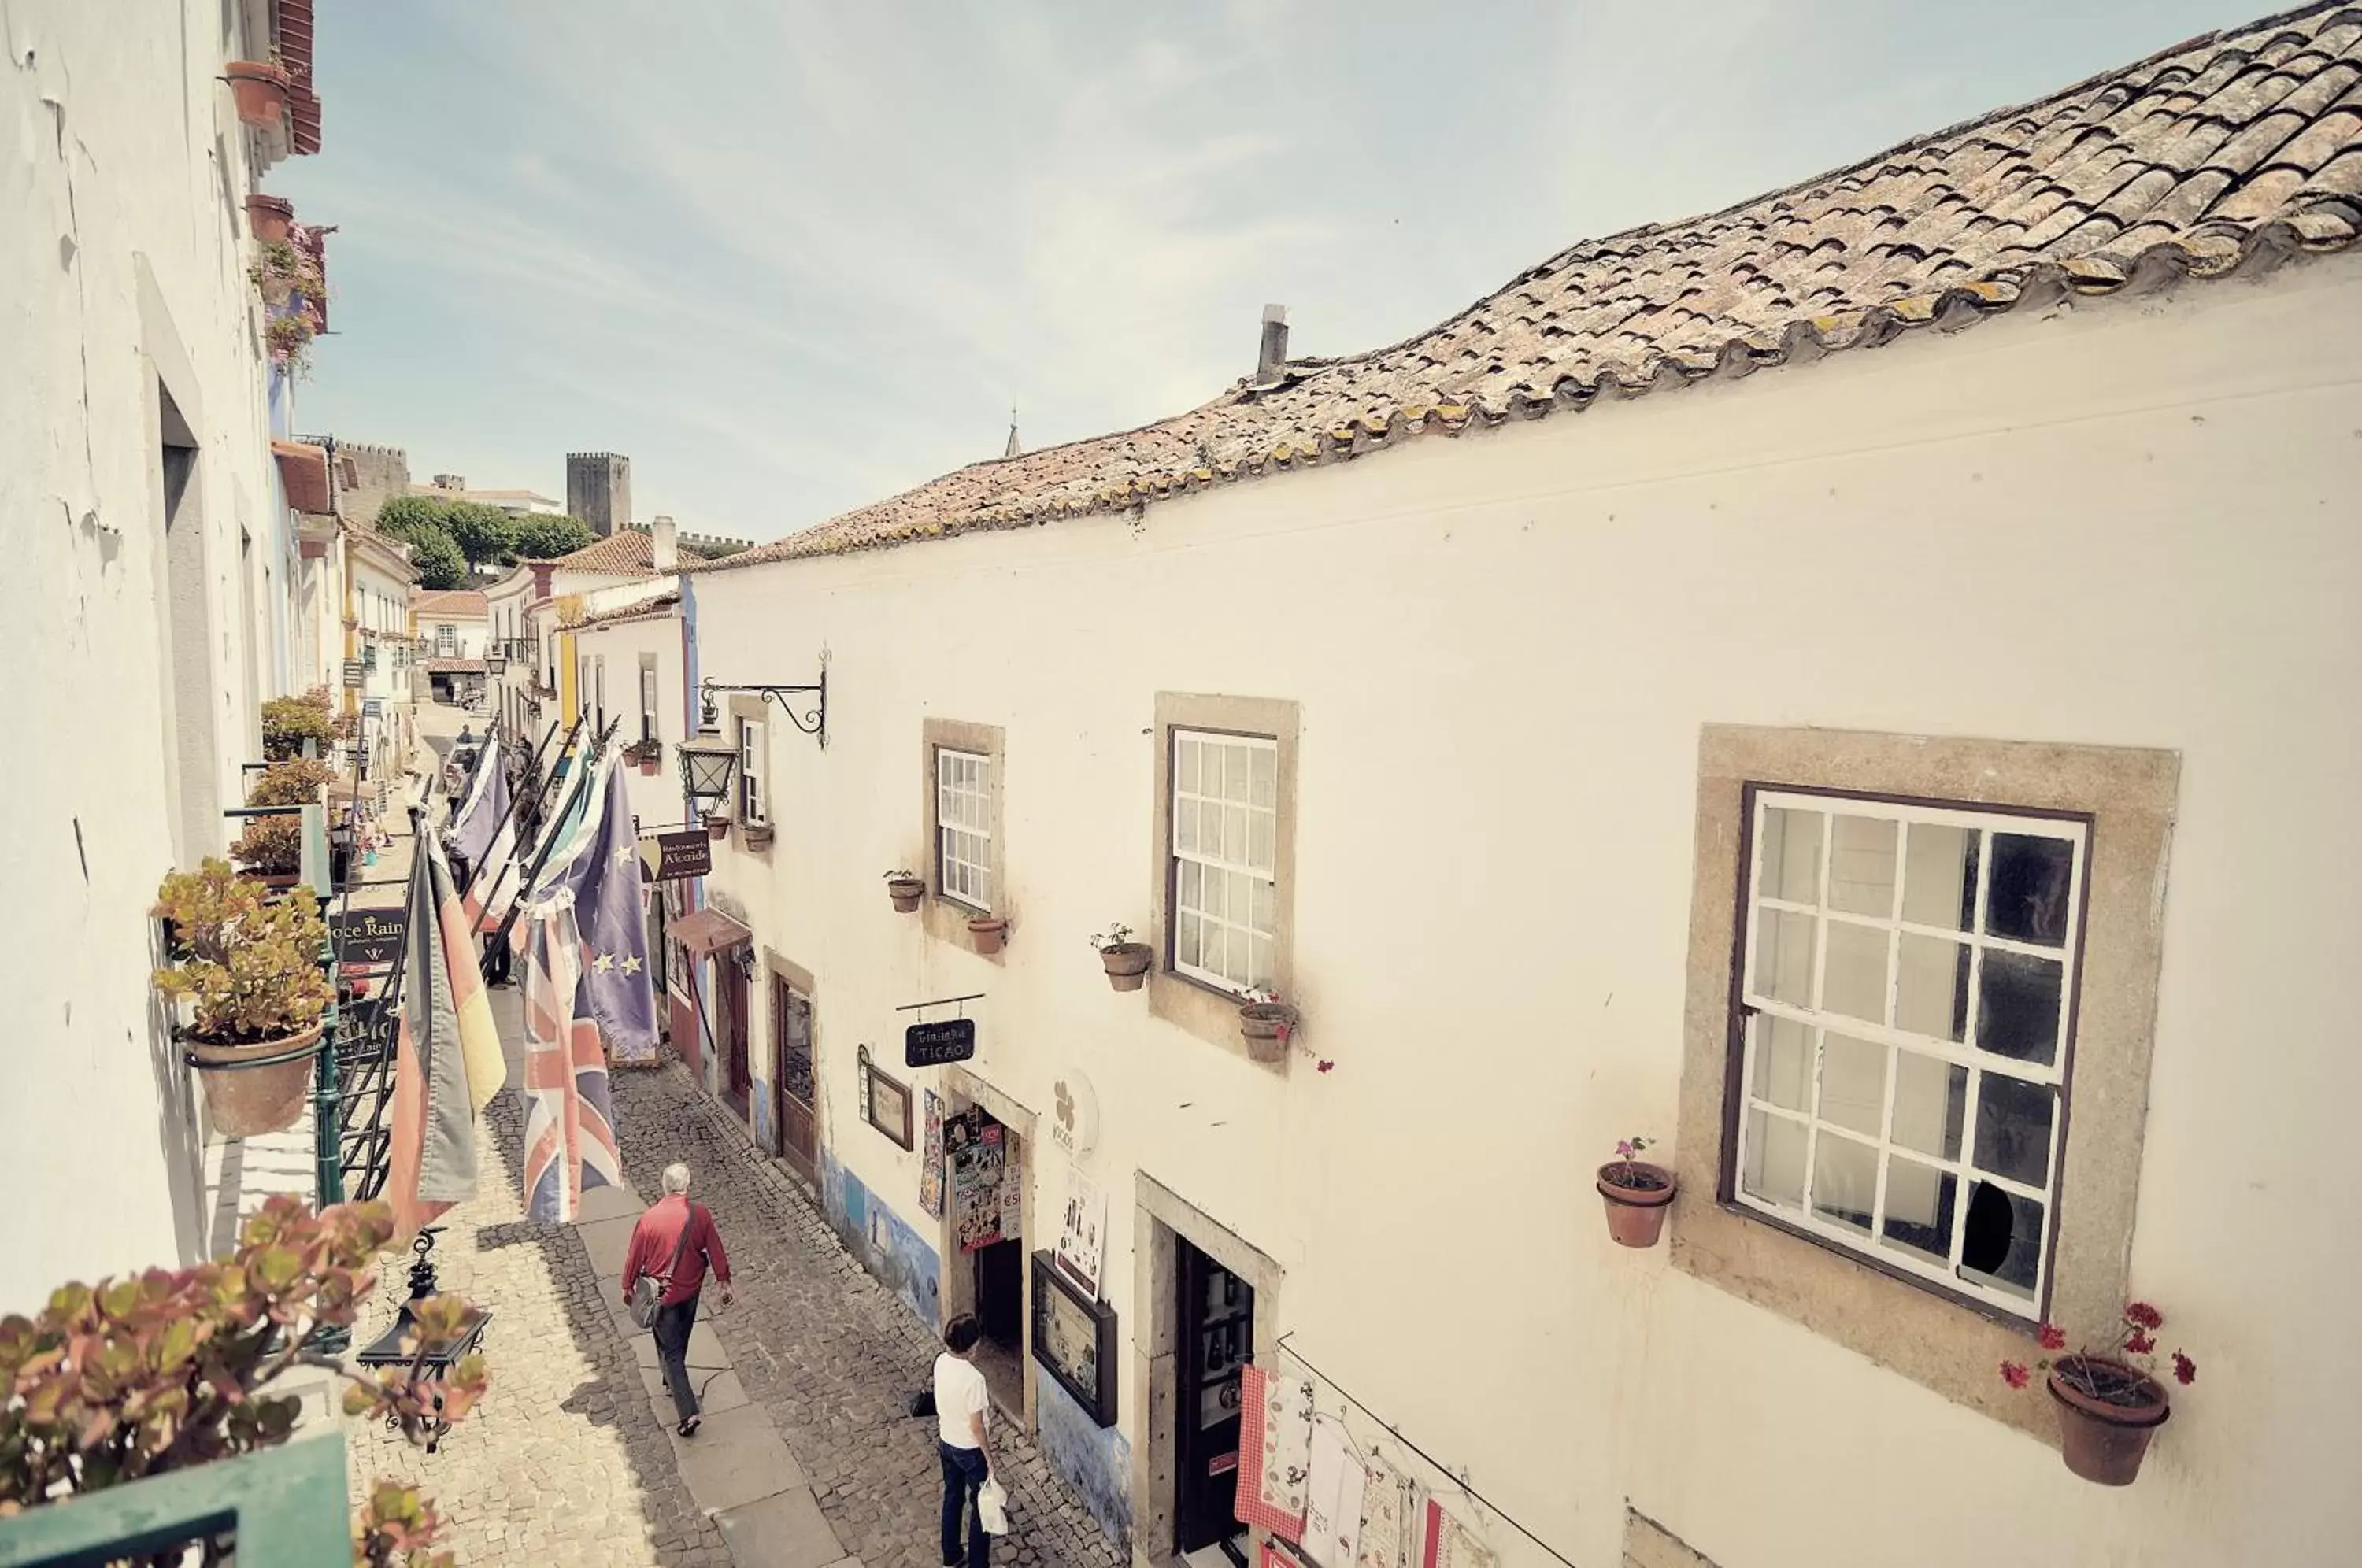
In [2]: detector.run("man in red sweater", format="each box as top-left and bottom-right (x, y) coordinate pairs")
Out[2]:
(620, 1163), (735, 1437)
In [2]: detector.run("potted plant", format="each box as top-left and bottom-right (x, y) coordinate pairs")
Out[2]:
(968, 914), (1009, 955)
(152, 859), (333, 1137)
(742, 821), (775, 849)
(884, 869), (926, 912)
(1237, 987), (1300, 1064)
(1597, 1135), (1677, 1248)
(262, 686), (338, 760)
(2001, 1303), (2195, 1486)
(223, 57), (290, 130)
(265, 312), (314, 377)
(0, 1193), (485, 1548)
(1089, 923), (1152, 991)
(246, 191), (295, 243)
(247, 239), (305, 305)
(230, 812), (304, 888)
(705, 813), (731, 841)
(623, 738), (663, 775)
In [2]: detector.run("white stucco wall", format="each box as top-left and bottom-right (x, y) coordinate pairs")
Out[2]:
(0, 1), (298, 1311)
(571, 609), (689, 833)
(687, 253), (2362, 1567)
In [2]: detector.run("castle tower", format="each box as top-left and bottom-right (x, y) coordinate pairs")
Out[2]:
(565, 451), (632, 537)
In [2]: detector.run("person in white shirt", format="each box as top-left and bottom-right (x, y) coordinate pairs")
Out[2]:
(934, 1315), (996, 1568)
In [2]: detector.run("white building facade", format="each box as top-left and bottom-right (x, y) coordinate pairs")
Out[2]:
(675, 14), (2362, 1567)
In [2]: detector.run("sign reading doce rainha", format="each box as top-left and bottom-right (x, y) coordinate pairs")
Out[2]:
(330, 907), (408, 967)
(905, 1017), (976, 1069)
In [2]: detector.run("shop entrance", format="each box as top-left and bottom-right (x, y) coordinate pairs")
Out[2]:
(1175, 1236), (1254, 1560)
(944, 1099), (1028, 1418)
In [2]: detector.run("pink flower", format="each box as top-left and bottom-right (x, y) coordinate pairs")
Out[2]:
(2000, 1361), (2031, 1390)
(2038, 1324), (2068, 1352)
(2125, 1330), (2156, 1356)
(1316, 1060), (1335, 1074)
(2124, 1301), (2164, 1331)
(2171, 1352), (2197, 1386)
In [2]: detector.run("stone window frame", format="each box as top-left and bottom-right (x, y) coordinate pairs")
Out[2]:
(920, 718), (1008, 960)
(723, 693), (772, 853)
(1145, 693), (1299, 1063)
(1672, 723), (2178, 1440)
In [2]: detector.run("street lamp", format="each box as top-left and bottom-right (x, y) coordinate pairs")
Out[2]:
(354, 1226), (491, 1455)
(484, 653), (508, 677)
(676, 712), (739, 817)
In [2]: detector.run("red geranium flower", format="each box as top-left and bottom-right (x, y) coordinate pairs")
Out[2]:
(2125, 1329), (2156, 1356)
(2038, 1324), (2068, 1352)
(2000, 1361), (2031, 1390)
(2171, 1352), (2197, 1386)
(2124, 1301), (2164, 1331)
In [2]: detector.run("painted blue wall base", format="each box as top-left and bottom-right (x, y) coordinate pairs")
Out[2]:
(1035, 1369), (1133, 1553)
(820, 1153), (942, 1331)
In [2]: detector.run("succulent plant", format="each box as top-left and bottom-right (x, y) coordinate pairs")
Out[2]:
(152, 860), (331, 1042)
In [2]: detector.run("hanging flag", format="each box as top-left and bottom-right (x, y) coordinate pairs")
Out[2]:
(454, 757), (519, 933)
(383, 835), (506, 1241)
(519, 755), (650, 1221)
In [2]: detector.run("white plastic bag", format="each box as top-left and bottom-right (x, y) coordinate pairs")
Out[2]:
(976, 1477), (1011, 1537)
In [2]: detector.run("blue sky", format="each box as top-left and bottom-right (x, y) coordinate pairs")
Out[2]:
(276, 0), (2245, 543)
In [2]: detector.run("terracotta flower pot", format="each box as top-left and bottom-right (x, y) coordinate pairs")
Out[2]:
(1238, 1002), (1298, 1063)
(224, 61), (289, 130)
(705, 816), (731, 841)
(2047, 1357), (2170, 1485)
(637, 756), (660, 776)
(246, 194), (295, 242)
(191, 1021), (324, 1139)
(742, 823), (774, 849)
(887, 877), (926, 913)
(1098, 942), (1152, 992)
(968, 918), (1008, 955)
(1597, 1160), (1678, 1248)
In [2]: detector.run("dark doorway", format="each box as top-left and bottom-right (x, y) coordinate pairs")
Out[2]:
(720, 958), (751, 1117)
(772, 975), (817, 1188)
(1175, 1236), (1253, 1556)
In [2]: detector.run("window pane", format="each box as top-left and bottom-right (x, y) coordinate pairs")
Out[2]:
(1901, 823), (1978, 930)
(1758, 807), (1823, 904)
(1230, 871), (1257, 929)
(1249, 877), (1275, 936)
(1822, 922), (1889, 1023)
(1743, 1109), (1806, 1209)
(1751, 1015), (1811, 1111)
(1177, 737), (1200, 794)
(1890, 1050), (1966, 1160)
(1248, 811), (1275, 873)
(1975, 949), (2063, 1066)
(1200, 868), (1226, 919)
(1986, 833), (2075, 946)
(1226, 805), (1249, 865)
(1753, 909), (1817, 1007)
(1225, 926), (1249, 983)
(1894, 933), (1969, 1041)
(1201, 804), (1224, 860)
(1177, 912), (1201, 967)
(1960, 1182), (2044, 1299)
(1827, 815), (1897, 916)
(1175, 799), (1198, 853)
(1818, 1033), (1887, 1137)
(1972, 1074), (2055, 1189)
(1249, 935), (1275, 989)
(1250, 746), (1276, 808)
(1812, 1134), (1876, 1235)
(1880, 1156), (1957, 1267)
(1179, 859), (1201, 910)
(1225, 746), (1253, 802)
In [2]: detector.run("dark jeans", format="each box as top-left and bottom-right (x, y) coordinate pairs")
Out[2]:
(653, 1293), (700, 1424)
(938, 1440), (990, 1568)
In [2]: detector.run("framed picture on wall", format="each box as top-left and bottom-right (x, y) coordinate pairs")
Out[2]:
(1031, 1248), (1118, 1426)
(857, 1050), (915, 1149)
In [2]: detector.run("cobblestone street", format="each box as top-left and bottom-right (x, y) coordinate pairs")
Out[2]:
(606, 1060), (1128, 1568)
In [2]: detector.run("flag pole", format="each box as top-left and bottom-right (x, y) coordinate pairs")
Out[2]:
(452, 716), (568, 906)
(480, 716), (621, 974)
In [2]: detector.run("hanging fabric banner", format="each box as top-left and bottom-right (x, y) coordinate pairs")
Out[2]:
(1353, 1455), (1419, 1568)
(1235, 1363), (1313, 1541)
(1420, 1500), (1497, 1568)
(1303, 1418), (1368, 1568)
(918, 1089), (947, 1220)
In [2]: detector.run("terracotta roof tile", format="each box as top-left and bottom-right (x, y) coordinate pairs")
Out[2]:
(271, 441), (331, 516)
(410, 590), (489, 617)
(541, 530), (657, 575)
(422, 657), (487, 675)
(572, 593), (681, 631)
(698, 2), (2362, 575)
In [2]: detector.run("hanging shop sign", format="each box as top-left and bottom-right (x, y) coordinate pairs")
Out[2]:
(1054, 1162), (1108, 1299)
(905, 1017), (976, 1068)
(329, 907), (407, 967)
(342, 660), (365, 688)
(1050, 1068), (1098, 1159)
(362, 697), (384, 720)
(640, 829), (711, 881)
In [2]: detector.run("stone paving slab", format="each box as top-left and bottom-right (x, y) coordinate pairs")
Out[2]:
(715, 1485), (845, 1568)
(642, 1361), (753, 1417)
(580, 1213), (642, 1276)
(667, 1404), (814, 1513)
(633, 1319), (731, 1375)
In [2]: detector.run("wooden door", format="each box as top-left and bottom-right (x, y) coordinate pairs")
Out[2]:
(772, 976), (818, 1185)
(722, 960), (751, 1115)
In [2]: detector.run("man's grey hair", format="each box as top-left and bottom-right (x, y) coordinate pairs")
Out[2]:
(662, 1163), (692, 1195)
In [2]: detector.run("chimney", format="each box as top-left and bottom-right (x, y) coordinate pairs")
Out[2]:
(652, 515), (678, 573)
(1256, 304), (1289, 383)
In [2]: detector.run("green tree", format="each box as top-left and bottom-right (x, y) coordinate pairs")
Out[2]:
(509, 512), (596, 560)
(408, 526), (468, 590)
(373, 493), (451, 545)
(442, 501), (518, 566)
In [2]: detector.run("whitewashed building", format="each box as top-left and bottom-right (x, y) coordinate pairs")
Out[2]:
(676, 12), (2362, 1568)
(0, 0), (339, 1311)
(412, 586), (490, 707)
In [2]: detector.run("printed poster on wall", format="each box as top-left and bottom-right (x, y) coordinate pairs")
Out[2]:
(948, 1111), (1008, 1253)
(1235, 1363), (1313, 1541)
(918, 1089), (946, 1220)
(1054, 1163), (1108, 1298)
(1420, 1500), (1496, 1568)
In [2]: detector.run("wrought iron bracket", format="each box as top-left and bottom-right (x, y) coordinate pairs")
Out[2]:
(700, 656), (828, 749)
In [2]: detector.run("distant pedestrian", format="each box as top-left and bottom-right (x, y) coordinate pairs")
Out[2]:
(935, 1315), (996, 1568)
(620, 1163), (733, 1437)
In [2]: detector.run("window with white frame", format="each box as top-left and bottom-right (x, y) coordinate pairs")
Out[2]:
(435, 623), (455, 656)
(639, 663), (659, 744)
(1170, 730), (1278, 993)
(1734, 789), (2087, 1317)
(739, 716), (766, 826)
(934, 748), (992, 911)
